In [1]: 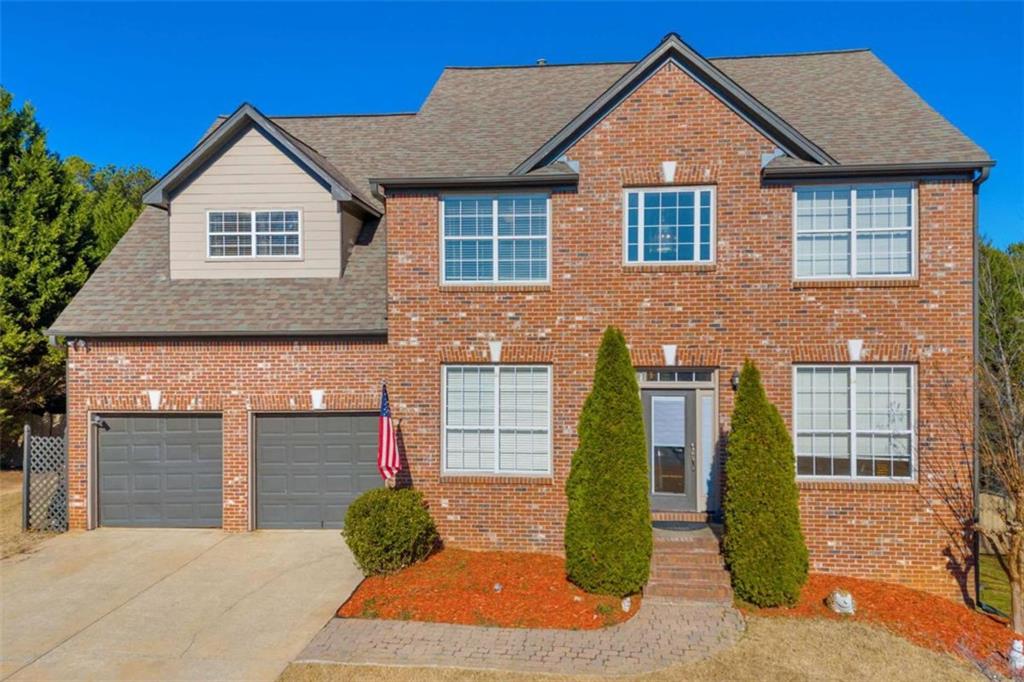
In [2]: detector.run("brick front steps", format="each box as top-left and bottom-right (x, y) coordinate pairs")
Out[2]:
(646, 522), (734, 603)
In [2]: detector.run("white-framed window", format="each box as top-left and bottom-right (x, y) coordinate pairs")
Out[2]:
(440, 194), (550, 284)
(794, 184), (915, 279)
(442, 365), (551, 475)
(793, 365), (916, 480)
(624, 186), (715, 264)
(207, 210), (301, 258)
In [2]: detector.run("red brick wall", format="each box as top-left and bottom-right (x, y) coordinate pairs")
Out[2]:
(66, 337), (388, 531)
(384, 62), (975, 600)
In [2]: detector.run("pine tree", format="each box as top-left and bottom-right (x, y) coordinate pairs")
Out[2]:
(565, 326), (651, 595)
(0, 88), (153, 461)
(723, 360), (809, 606)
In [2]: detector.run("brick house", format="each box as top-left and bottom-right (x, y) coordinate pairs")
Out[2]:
(51, 34), (992, 600)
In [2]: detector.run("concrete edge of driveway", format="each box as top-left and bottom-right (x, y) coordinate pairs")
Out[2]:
(294, 597), (745, 676)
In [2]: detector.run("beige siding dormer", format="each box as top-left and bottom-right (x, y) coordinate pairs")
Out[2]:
(168, 126), (342, 279)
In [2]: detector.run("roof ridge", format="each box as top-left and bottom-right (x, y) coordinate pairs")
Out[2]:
(710, 47), (872, 61)
(443, 60), (636, 71)
(215, 112), (417, 120)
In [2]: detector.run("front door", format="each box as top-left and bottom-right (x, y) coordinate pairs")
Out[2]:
(642, 389), (697, 511)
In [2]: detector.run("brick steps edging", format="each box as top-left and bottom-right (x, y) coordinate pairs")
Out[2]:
(297, 599), (745, 676)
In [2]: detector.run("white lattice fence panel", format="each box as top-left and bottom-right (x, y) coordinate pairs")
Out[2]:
(27, 435), (67, 531)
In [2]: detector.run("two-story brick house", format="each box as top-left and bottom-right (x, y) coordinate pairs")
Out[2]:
(50, 34), (992, 600)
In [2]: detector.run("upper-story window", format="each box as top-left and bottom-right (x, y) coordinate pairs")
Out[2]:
(441, 194), (550, 284)
(624, 186), (715, 264)
(794, 184), (915, 279)
(208, 210), (301, 258)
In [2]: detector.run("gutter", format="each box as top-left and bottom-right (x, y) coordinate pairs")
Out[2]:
(972, 164), (992, 608)
(46, 328), (389, 339)
(763, 160), (995, 180)
(371, 173), (579, 196)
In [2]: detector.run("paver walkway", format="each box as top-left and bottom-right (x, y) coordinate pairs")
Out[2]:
(297, 597), (744, 675)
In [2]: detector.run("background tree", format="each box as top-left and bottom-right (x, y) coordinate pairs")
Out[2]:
(0, 88), (152, 463)
(565, 326), (652, 596)
(975, 241), (1024, 631)
(723, 360), (808, 606)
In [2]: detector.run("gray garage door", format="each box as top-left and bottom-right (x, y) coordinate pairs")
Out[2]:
(98, 414), (223, 528)
(255, 413), (379, 529)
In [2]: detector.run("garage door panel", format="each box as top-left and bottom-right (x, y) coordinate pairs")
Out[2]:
(98, 414), (223, 528)
(256, 413), (378, 529)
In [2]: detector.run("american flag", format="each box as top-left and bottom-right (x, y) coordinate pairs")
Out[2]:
(377, 383), (400, 481)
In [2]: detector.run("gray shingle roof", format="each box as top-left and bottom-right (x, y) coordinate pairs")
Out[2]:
(53, 42), (990, 337)
(48, 207), (387, 336)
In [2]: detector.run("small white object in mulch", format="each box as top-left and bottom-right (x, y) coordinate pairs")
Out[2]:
(827, 589), (855, 615)
(621, 596), (632, 612)
(493, 582), (502, 593)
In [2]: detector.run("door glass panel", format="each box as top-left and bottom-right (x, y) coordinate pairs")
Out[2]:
(652, 397), (686, 494)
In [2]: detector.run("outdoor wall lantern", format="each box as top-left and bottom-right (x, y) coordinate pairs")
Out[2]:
(730, 370), (740, 390)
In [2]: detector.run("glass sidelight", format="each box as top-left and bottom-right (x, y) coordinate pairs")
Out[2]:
(651, 396), (687, 494)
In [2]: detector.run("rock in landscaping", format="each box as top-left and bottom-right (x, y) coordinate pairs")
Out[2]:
(827, 589), (855, 615)
(621, 596), (632, 612)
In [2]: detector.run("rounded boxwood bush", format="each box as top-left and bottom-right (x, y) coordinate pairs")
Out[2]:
(565, 326), (652, 596)
(342, 488), (439, 576)
(723, 360), (808, 606)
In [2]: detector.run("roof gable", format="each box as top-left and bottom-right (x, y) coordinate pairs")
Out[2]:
(142, 103), (381, 216)
(512, 33), (837, 175)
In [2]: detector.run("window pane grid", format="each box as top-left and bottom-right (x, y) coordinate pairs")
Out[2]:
(208, 210), (299, 258)
(795, 185), (914, 279)
(444, 365), (550, 474)
(795, 366), (913, 480)
(443, 196), (548, 283)
(626, 188), (713, 264)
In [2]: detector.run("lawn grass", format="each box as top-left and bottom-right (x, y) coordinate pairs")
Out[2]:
(979, 553), (1012, 616)
(0, 470), (53, 559)
(279, 617), (980, 681)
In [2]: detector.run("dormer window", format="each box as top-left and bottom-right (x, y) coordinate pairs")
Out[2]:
(208, 210), (301, 258)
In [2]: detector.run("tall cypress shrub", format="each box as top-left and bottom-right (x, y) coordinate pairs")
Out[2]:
(565, 326), (651, 596)
(723, 360), (808, 606)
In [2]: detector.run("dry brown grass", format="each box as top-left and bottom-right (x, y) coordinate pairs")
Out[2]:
(279, 617), (982, 682)
(1, 470), (53, 559)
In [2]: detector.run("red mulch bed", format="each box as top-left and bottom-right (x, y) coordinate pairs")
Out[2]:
(751, 573), (1017, 669)
(338, 548), (640, 629)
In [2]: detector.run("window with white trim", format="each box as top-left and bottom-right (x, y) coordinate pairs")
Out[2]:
(625, 187), (715, 264)
(442, 365), (551, 474)
(794, 365), (915, 480)
(441, 195), (549, 283)
(208, 210), (300, 258)
(794, 184), (914, 278)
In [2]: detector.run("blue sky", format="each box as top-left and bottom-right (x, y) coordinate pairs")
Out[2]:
(3, 2), (1021, 246)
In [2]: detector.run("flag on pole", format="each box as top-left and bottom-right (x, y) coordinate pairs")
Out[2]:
(377, 383), (400, 481)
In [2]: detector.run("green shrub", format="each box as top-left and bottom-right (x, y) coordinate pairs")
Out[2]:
(565, 326), (652, 596)
(723, 360), (809, 606)
(342, 488), (439, 576)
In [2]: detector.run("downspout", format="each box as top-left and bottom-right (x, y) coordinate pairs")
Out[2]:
(973, 165), (991, 608)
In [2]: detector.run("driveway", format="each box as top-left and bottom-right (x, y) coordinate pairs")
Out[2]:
(0, 528), (362, 681)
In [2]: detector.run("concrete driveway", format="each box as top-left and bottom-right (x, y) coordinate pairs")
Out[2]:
(0, 528), (362, 681)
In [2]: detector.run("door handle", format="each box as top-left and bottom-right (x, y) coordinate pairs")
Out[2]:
(689, 443), (696, 469)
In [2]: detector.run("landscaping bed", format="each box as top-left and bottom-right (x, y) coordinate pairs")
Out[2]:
(751, 573), (1016, 672)
(338, 548), (640, 629)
